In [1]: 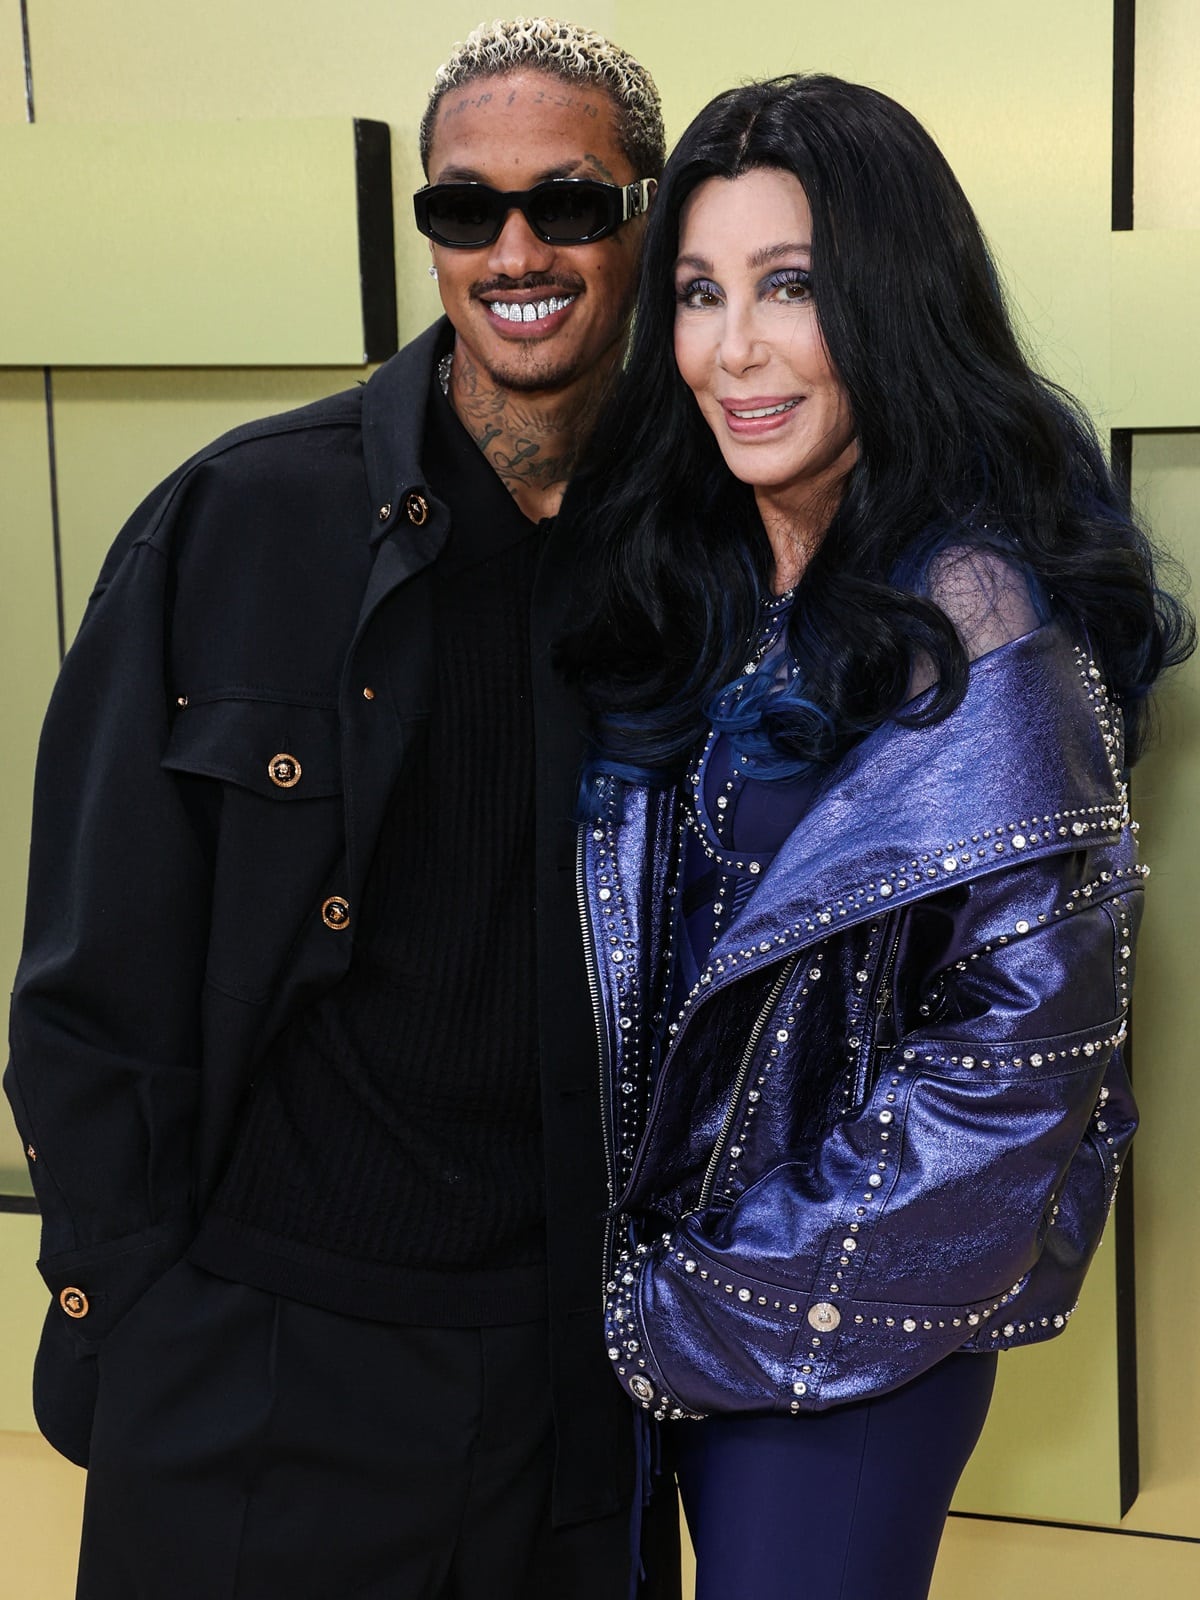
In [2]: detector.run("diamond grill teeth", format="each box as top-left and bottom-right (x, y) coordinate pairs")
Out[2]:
(488, 295), (574, 322)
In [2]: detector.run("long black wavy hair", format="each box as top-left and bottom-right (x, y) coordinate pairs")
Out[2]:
(560, 73), (1191, 780)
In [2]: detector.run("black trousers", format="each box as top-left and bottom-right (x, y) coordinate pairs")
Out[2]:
(672, 1351), (997, 1600)
(77, 1260), (656, 1600)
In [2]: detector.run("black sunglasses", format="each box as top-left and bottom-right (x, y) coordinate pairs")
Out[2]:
(413, 177), (656, 249)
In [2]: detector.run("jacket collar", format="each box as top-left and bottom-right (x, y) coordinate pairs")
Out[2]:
(700, 624), (1130, 981)
(360, 317), (451, 552)
(348, 320), (455, 635)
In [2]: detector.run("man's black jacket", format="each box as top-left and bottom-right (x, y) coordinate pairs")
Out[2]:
(5, 321), (630, 1528)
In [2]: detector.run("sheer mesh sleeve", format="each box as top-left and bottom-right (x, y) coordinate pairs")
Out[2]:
(907, 546), (1043, 697)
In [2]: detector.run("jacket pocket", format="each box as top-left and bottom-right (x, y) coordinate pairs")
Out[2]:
(161, 696), (348, 1004)
(162, 695), (342, 799)
(605, 1233), (811, 1419)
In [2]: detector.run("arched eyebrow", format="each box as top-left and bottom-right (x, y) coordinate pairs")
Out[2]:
(674, 242), (812, 274)
(748, 241), (812, 268)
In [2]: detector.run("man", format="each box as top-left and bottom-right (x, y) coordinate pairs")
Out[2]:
(5, 19), (677, 1598)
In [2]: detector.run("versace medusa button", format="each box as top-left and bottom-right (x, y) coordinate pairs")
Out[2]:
(807, 1301), (841, 1333)
(59, 1286), (90, 1320)
(405, 492), (429, 526)
(321, 895), (351, 931)
(629, 1375), (655, 1403)
(268, 753), (302, 789)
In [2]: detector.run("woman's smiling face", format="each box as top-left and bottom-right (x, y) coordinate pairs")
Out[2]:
(673, 167), (857, 536)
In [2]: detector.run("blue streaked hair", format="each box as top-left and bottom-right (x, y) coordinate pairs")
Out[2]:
(560, 74), (1191, 788)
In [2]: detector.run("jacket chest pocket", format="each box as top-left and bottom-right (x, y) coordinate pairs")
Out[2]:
(162, 696), (349, 1003)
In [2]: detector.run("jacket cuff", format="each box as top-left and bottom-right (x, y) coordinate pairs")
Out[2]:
(37, 1215), (193, 1349)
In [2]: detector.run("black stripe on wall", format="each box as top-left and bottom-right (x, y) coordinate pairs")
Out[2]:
(44, 370), (66, 662)
(19, 0), (35, 123)
(1115, 1145), (1141, 1514)
(354, 119), (398, 363)
(1112, 0), (1136, 229)
(950, 1510), (1200, 1546)
(1109, 424), (1140, 1513)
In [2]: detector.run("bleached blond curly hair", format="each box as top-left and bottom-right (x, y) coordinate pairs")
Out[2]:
(420, 16), (665, 179)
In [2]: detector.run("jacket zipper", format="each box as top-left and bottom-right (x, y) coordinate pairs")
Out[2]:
(576, 826), (616, 1288)
(855, 912), (903, 1107)
(874, 916), (902, 1041)
(695, 954), (800, 1212)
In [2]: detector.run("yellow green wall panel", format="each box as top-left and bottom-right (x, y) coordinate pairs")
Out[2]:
(1134, 0), (1200, 228)
(16, 0), (549, 340)
(0, 1214), (49, 1431)
(0, 371), (58, 1196)
(953, 1246), (1124, 1524)
(931, 1513), (1200, 1596)
(0, 1223), (86, 1595)
(1111, 232), (1200, 427)
(1122, 434), (1200, 1539)
(1, 0), (28, 123)
(0, 118), (395, 365)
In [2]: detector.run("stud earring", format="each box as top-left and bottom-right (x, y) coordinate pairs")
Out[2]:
(428, 265), (438, 280)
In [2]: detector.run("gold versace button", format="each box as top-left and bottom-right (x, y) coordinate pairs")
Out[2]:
(268, 753), (302, 789)
(321, 895), (351, 931)
(377, 502), (392, 522)
(807, 1301), (841, 1333)
(405, 492), (429, 527)
(60, 1286), (89, 1320)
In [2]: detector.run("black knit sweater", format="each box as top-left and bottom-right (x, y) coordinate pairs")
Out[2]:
(193, 377), (550, 1325)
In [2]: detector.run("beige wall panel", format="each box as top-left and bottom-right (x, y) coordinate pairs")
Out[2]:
(2, 120), (374, 366)
(951, 1246), (1122, 1524)
(26, 0), (615, 124)
(1135, 0), (1200, 229)
(0, 371), (59, 1195)
(1, 0), (27, 121)
(617, 0), (1114, 412)
(49, 368), (370, 638)
(931, 1512), (1200, 1597)
(0, 1214), (54, 1431)
(0, 1431), (84, 1600)
(23, 1), (617, 343)
(1111, 232), (1200, 428)
(1123, 432), (1200, 1539)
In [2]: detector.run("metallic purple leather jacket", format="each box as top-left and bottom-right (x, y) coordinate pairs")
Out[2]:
(581, 626), (1141, 1421)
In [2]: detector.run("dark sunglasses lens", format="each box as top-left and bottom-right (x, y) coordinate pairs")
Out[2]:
(418, 181), (623, 246)
(424, 189), (503, 245)
(528, 183), (613, 242)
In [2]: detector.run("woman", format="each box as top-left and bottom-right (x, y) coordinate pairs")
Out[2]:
(562, 75), (1192, 1598)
